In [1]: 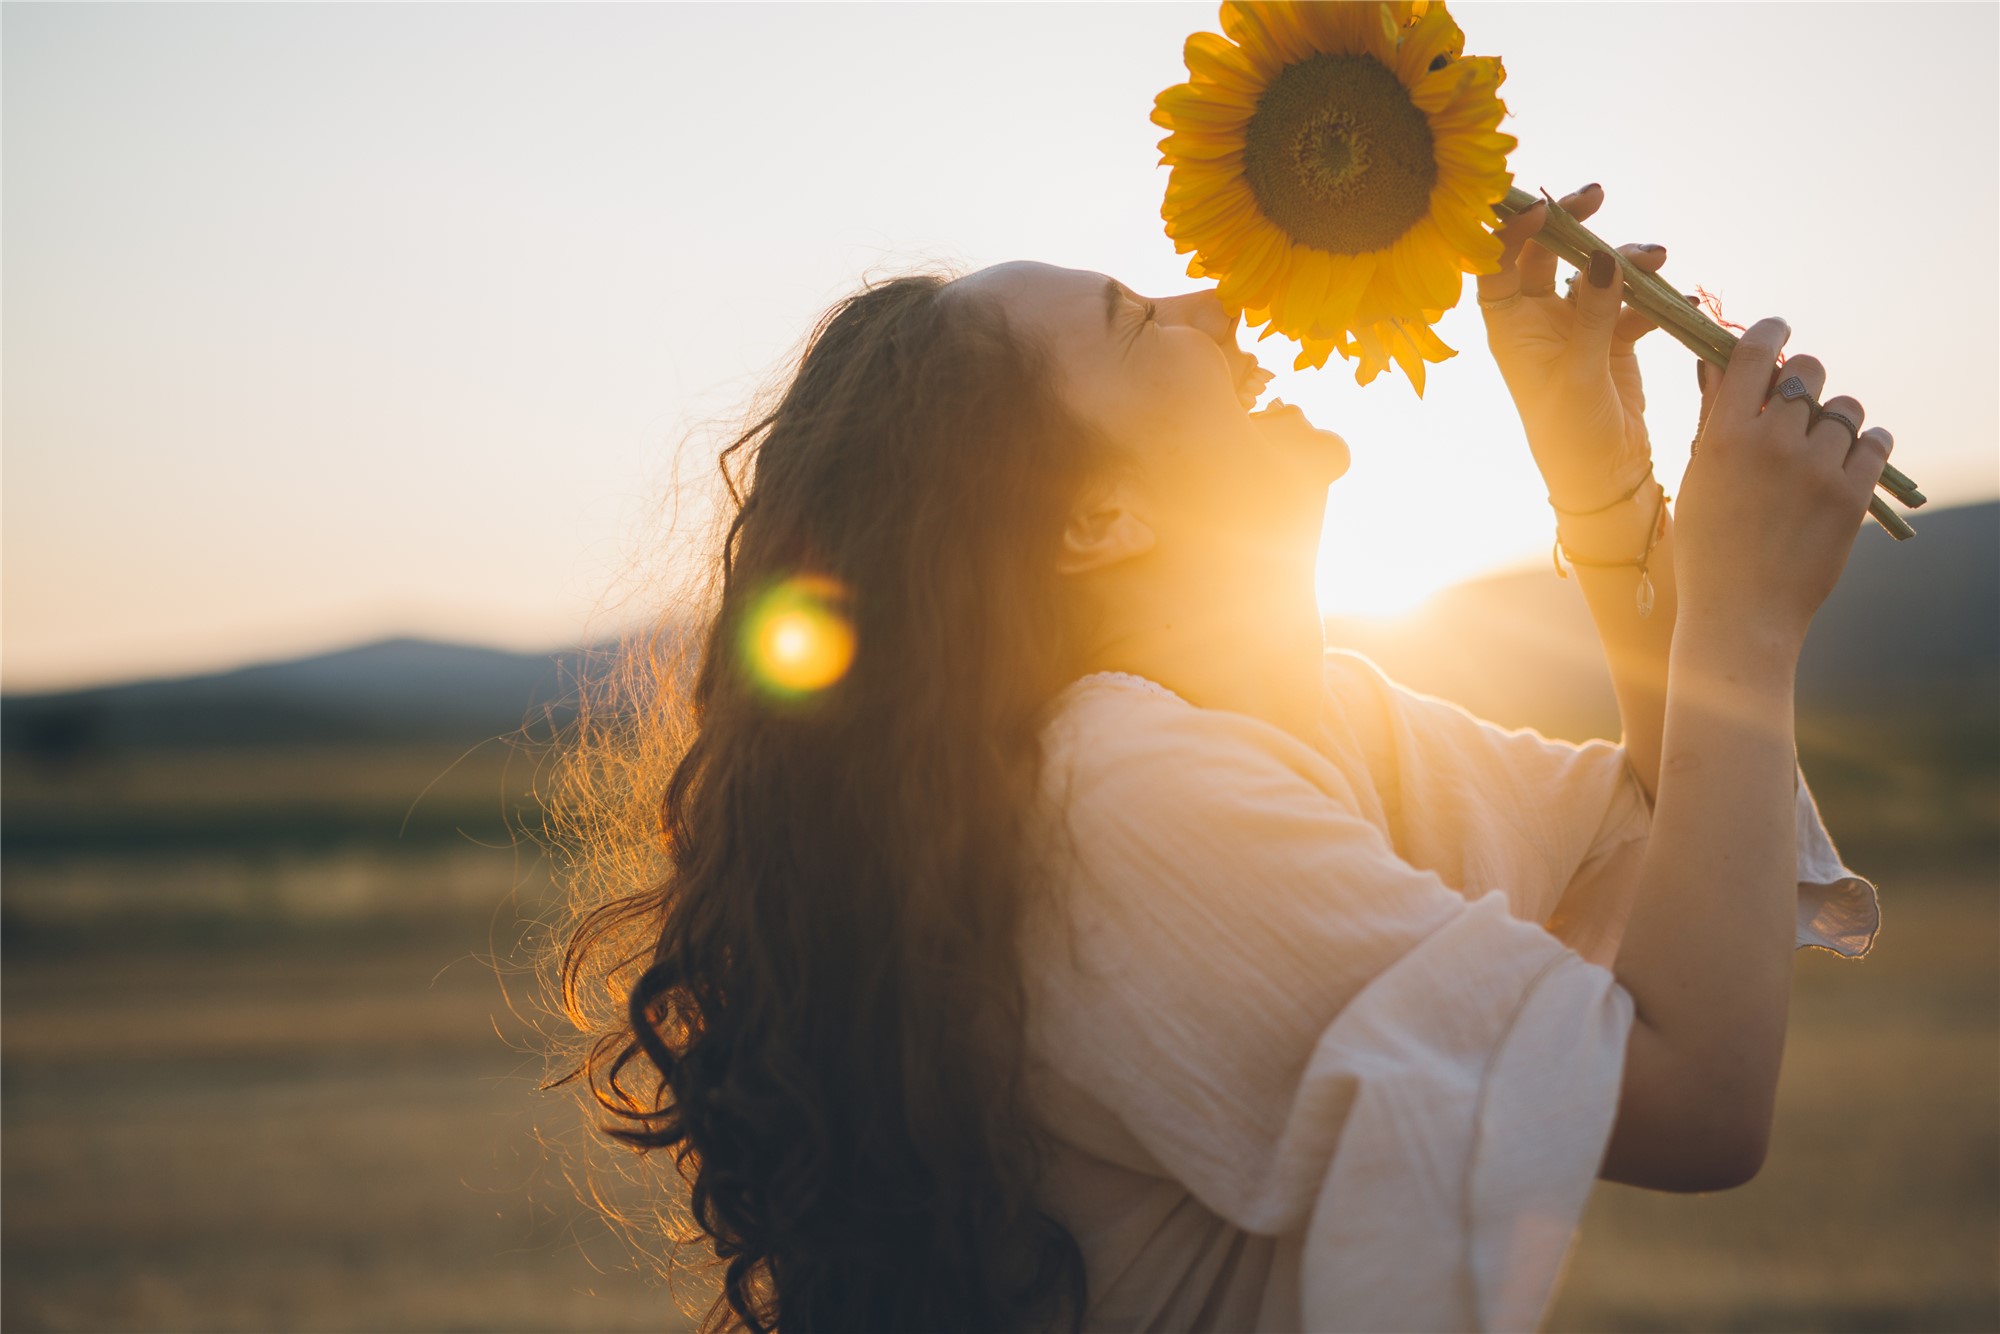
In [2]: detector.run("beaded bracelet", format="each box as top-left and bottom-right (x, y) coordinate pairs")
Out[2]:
(1549, 474), (1671, 618)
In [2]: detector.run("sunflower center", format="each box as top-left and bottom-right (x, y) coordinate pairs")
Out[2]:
(1241, 53), (1437, 255)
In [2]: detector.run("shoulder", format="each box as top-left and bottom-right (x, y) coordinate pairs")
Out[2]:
(1039, 671), (1339, 823)
(1320, 644), (1452, 727)
(1032, 671), (1459, 930)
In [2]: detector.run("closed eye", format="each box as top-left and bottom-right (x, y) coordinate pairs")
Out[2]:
(1119, 291), (1155, 352)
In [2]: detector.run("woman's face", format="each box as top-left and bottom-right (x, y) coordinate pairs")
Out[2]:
(953, 260), (1350, 566)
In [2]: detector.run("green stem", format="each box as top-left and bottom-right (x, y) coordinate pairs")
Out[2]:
(1493, 187), (1923, 540)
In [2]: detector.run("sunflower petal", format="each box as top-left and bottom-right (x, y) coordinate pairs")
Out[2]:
(1164, 179), (1260, 236)
(1175, 208), (1276, 268)
(1295, 335), (1340, 373)
(1273, 245), (1333, 336)
(1312, 252), (1377, 337)
(1163, 169), (1251, 212)
(1409, 59), (1471, 113)
(1348, 325), (1392, 387)
(1397, 225), (1464, 310)
(1387, 326), (1428, 398)
(1215, 225), (1288, 313)
(1152, 82), (1257, 131)
(1294, 0), (1372, 54)
(1163, 160), (1248, 204)
(1394, 1), (1466, 86)
(1156, 130), (1245, 164)
(1181, 30), (1264, 98)
(1402, 319), (1457, 360)
(1428, 196), (1504, 273)
(1220, 2), (1320, 72)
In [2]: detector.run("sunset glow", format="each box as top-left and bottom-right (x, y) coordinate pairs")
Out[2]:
(2, 4), (1992, 688)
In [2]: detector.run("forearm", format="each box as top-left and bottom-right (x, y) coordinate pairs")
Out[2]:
(1559, 482), (1678, 807)
(1609, 623), (1801, 1157)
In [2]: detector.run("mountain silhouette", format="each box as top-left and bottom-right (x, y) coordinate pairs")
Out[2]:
(5, 501), (1993, 761)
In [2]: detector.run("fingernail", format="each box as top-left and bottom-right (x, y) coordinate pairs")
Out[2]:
(1588, 248), (1616, 289)
(1582, 182), (1601, 193)
(1638, 243), (1665, 253)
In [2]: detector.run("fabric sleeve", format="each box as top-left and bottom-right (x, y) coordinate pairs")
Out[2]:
(1030, 688), (1637, 1333)
(1329, 649), (1882, 958)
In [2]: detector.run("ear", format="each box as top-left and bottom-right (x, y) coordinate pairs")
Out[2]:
(1056, 477), (1156, 576)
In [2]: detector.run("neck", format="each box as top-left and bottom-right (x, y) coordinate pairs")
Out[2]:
(1079, 556), (1327, 746)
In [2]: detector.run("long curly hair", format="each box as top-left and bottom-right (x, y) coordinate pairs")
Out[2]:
(539, 270), (1125, 1332)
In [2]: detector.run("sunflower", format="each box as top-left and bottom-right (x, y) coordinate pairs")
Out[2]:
(1152, 1), (1517, 396)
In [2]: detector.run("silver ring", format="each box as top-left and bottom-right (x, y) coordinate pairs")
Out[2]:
(1478, 283), (1558, 311)
(1771, 374), (1811, 403)
(1816, 406), (1861, 445)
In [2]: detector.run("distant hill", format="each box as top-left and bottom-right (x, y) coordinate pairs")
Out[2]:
(0, 637), (591, 759)
(4, 500), (1993, 760)
(1326, 498), (1999, 749)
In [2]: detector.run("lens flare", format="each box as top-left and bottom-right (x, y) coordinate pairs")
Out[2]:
(739, 574), (856, 701)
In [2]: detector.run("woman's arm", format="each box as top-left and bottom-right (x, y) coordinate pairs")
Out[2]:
(1472, 180), (1684, 809)
(1540, 501), (1801, 1194)
(1560, 487), (1677, 809)
(1575, 616), (1800, 1191)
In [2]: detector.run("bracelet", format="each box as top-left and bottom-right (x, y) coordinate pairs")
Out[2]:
(1546, 464), (1655, 516)
(1551, 476), (1671, 618)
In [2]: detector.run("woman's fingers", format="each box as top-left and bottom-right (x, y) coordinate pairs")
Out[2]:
(1519, 182), (1602, 297)
(1762, 353), (1826, 436)
(1607, 244), (1672, 352)
(1811, 392), (1864, 442)
(1475, 199), (1549, 304)
(1713, 316), (1793, 425)
(1843, 427), (1895, 500)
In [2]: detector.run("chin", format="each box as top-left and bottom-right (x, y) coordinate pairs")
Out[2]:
(1249, 400), (1350, 487)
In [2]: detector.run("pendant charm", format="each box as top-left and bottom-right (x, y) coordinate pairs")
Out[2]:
(1636, 569), (1656, 618)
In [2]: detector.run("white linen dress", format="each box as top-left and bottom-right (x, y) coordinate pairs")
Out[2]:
(1020, 648), (1881, 1334)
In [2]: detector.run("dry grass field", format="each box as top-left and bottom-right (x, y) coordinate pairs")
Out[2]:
(2, 733), (1994, 1331)
(2, 852), (695, 1333)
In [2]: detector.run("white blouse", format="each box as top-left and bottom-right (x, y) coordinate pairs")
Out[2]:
(1020, 648), (1880, 1334)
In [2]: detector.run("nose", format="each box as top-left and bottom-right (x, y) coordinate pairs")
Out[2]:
(1160, 288), (1237, 344)
(1160, 288), (1259, 382)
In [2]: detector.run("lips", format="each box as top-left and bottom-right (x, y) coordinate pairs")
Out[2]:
(1234, 362), (1275, 411)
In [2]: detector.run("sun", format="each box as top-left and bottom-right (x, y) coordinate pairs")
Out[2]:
(1152, 1), (1517, 396)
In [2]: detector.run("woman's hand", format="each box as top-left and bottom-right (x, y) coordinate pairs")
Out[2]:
(1476, 182), (1675, 511)
(1675, 318), (1893, 651)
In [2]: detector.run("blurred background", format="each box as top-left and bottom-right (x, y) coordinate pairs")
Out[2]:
(4, 4), (1994, 1331)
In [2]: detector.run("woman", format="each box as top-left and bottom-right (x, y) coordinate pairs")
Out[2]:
(545, 183), (1886, 1333)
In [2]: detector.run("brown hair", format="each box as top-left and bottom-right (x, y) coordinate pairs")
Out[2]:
(540, 270), (1123, 1331)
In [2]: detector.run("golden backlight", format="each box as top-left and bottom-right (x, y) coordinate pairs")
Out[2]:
(1315, 559), (1444, 620)
(1313, 477), (1532, 621)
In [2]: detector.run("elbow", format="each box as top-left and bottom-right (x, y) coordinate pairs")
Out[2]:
(1606, 1018), (1777, 1193)
(1710, 1120), (1772, 1191)
(1603, 1120), (1768, 1194)
(1665, 1112), (1773, 1194)
(1671, 1126), (1768, 1194)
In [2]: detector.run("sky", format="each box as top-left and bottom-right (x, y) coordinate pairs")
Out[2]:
(4, 2), (1995, 691)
